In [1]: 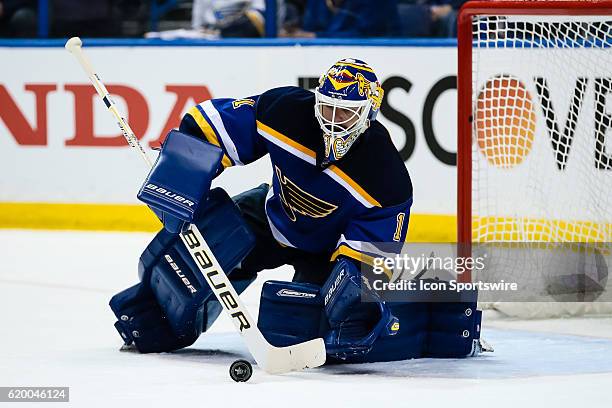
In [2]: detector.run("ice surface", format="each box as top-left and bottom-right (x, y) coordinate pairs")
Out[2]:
(1, 230), (612, 408)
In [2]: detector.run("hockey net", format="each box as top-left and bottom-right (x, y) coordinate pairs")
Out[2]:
(457, 1), (612, 318)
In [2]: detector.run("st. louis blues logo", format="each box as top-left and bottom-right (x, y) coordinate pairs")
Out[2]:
(275, 166), (338, 221)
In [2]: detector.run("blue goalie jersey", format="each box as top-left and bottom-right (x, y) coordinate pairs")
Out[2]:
(178, 86), (413, 265)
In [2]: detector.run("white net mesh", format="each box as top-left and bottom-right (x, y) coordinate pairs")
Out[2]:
(469, 8), (612, 317)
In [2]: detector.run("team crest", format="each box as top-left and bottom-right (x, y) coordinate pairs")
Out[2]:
(275, 166), (338, 221)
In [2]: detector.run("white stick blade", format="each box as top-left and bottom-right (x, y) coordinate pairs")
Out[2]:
(262, 338), (326, 374)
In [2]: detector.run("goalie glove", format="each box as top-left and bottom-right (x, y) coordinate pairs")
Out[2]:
(322, 258), (399, 360)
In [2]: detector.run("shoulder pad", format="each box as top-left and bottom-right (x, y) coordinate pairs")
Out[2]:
(255, 87), (321, 153)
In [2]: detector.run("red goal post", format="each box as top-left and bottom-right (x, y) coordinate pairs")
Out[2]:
(456, 0), (612, 285)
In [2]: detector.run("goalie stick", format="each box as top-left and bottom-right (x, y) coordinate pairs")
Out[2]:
(64, 37), (326, 374)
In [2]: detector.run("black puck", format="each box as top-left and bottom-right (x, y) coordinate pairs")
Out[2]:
(229, 359), (252, 382)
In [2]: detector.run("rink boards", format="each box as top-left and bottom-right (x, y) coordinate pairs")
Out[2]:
(0, 39), (493, 241)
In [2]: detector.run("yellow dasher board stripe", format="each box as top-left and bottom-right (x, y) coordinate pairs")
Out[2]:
(187, 106), (233, 168)
(0, 204), (455, 243)
(0, 202), (161, 232)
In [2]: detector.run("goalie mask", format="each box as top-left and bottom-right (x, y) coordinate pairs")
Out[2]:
(314, 58), (384, 164)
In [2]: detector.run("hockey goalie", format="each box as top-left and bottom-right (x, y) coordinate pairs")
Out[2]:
(109, 58), (486, 364)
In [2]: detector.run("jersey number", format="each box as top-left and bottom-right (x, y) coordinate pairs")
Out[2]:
(393, 212), (406, 242)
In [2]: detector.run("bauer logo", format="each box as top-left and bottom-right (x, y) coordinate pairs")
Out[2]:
(324, 270), (345, 306)
(276, 289), (317, 299)
(181, 229), (251, 332)
(144, 184), (196, 208)
(164, 254), (197, 294)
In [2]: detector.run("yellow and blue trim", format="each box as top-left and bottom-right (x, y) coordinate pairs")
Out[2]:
(256, 120), (317, 164)
(200, 100), (244, 166)
(330, 243), (393, 279)
(323, 165), (381, 208)
(187, 105), (234, 168)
